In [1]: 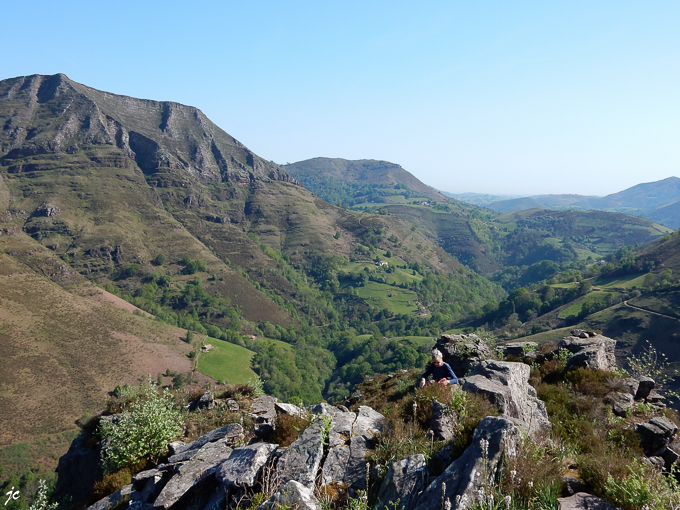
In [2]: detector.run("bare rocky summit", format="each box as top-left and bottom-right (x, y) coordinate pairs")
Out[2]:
(0, 74), (299, 186)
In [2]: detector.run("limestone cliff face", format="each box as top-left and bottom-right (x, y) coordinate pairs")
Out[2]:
(0, 73), (299, 185)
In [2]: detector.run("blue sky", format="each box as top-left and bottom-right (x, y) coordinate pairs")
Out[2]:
(3, 1), (679, 195)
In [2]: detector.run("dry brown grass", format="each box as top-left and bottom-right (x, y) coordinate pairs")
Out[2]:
(0, 235), (196, 452)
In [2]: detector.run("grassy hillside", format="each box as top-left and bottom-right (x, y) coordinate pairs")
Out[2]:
(195, 338), (257, 384)
(0, 233), (195, 446)
(284, 158), (450, 204)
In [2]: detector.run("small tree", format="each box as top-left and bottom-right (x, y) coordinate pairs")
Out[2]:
(99, 379), (183, 472)
(627, 340), (679, 404)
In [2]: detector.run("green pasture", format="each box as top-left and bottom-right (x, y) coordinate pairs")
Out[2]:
(197, 337), (257, 384)
(558, 291), (609, 319)
(392, 335), (436, 347)
(354, 282), (419, 315)
(550, 282), (579, 289)
(592, 274), (646, 289)
(517, 326), (574, 345)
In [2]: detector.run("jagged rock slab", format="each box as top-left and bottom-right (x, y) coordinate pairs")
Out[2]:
(153, 442), (233, 509)
(275, 402), (306, 417)
(276, 420), (325, 488)
(309, 402), (356, 447)
(502, 342), (537, 358)
(339, 406), (385, 490)
(558, 335), (616, 372)
(636, 416), (678, 455)
(56, 431), (104, 507)
(353, 406), (384, 438)
(321, 445), (351, 486)
(168, 423), (243, 462)
(259, 480), (321, 510)
(250, 395), (278, 435)
(413, 416), (523, 510)
(635, 377), (655, 399)
(462, 361), (550, 438)
(557, 493), (620, 510)
(86, 485), (136, 510)
(428, 399), (456, 441)
(377, 454), (427, 510)
(604, 392), (634, 417)
(188, 391), (215, 411)
(435, 334), (493, 377)
(216, 442), (278, 489)
(344, 435), (371, 490)
(618, 378), (639, 397)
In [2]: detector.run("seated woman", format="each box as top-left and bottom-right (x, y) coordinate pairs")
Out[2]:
(418, 349), (459, 388)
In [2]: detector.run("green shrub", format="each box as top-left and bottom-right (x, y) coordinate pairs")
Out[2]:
(270, 412), (313, 447)
(99, 379), (183, 472)
(604, 460), (680, 510)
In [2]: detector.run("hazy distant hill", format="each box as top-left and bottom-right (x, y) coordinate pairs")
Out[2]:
(485, 177), (680, 228)
(439, 191), (522, 206)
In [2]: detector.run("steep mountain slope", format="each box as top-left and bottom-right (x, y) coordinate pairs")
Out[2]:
(590, 176), (680, 210)
(0, 231), (196, 445)
(0, 74), (463, 316)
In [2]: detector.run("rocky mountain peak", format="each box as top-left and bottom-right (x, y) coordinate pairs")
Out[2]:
(0, 73), (300, 186)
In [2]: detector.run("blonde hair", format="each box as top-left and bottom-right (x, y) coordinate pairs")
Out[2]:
(431, 349), (443, 362)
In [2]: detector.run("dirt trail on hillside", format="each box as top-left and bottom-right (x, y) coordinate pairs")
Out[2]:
(623, 300), (680, 321)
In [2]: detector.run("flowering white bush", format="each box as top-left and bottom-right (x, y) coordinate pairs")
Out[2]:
(28, 480), (58, 510)
(99, 379), (183, 472)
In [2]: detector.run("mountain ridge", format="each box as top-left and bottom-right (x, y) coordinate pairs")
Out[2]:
(484, 176), (680, 228)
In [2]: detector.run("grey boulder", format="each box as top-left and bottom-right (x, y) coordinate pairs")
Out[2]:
(377, 454), (427, 510)
(258, 480), (321, 510)
(412, 416), (523, 510)
(462, 360), (550, 438)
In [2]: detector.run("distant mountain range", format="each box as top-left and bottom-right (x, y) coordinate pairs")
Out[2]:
(465, 177), (680, 228)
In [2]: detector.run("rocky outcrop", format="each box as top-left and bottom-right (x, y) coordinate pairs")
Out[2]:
(216, 443), (278, 492)
(428, 400), (457, 441)
(462, 361), (551, 438)
(167, 423), (244, 463)
(557, 492), (620, 510)
(376, 455), (427, 510)
(412, 417), (523, 510)
(635, 377), (655, 400)
(502, 341), (537, 359)
(249, 395), (278, 436)
(275, 420), (326, 488)
(153, 441), (233, 509)
(558, 334), (616, 372)
(56, 431), (104, 508)
(259, 480), (321, 510)
(603, 392), (634, 417)
(434, 334), (493, 377)
(636, 416), (679, 470)
(188, 391), (215, 411)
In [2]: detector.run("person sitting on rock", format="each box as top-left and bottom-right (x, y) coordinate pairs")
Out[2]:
(418, 349), (459, 388)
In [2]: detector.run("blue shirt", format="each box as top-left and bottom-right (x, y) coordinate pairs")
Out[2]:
(421, 362), (458, 384)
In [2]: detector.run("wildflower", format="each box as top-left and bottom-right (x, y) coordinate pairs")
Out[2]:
(444, 497), (451, 510)
(504, 495), (512, 509)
